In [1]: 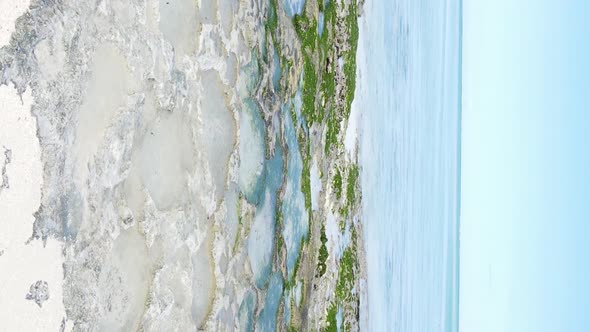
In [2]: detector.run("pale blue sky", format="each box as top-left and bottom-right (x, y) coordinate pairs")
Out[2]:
(460, 1), (590, 331)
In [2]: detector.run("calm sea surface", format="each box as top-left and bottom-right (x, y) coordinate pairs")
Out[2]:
(357, 0), (462, 331)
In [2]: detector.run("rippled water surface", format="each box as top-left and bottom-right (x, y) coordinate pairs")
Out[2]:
(358, 0), (462, 331)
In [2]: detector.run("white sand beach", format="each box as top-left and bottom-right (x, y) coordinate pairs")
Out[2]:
(0, 87), (67, 330)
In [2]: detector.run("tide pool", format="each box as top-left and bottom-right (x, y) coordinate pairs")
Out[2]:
(357, 0), (462, 331)
(283, 0), (305, 17)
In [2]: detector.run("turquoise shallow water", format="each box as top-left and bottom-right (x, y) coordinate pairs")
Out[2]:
(358, 0), (462, 331)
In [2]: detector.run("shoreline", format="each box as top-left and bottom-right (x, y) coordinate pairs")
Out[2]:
(281, 0), (367, 329)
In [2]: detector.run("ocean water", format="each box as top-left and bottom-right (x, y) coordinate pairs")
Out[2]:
(357, 0), (462, 331)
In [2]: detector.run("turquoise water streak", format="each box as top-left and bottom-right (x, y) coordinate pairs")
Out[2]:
(357, 0), (462, 330)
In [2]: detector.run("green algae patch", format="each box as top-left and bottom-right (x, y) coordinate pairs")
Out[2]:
(324, 303), (338, 332)
(266, 0), (279, 35)
(332, 167), (343, 200)
(336, 246), (357, 301)
(317, 223), (329, 277)
(343, 2), (360, 118)
(346, 165), (359, 210)
(301, 144), (313, 214)
(294, 12), (318, 53)
(319, 1), (336, 49)
(302, 55), (320, 124)
(325, 107), (340, 154)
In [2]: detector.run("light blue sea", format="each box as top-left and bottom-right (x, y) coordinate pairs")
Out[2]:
(357, 0), (462, 331)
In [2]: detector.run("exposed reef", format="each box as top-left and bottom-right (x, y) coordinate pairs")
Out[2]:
(0, 0), (364, 330)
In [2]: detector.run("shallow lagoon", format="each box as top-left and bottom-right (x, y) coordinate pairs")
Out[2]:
(281, 101), (309, 279)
